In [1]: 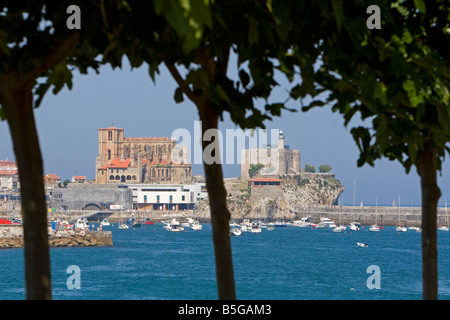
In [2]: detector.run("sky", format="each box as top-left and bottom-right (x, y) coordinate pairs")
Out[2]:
(1, 57), (449, 208)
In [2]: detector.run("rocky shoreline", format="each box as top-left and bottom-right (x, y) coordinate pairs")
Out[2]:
(0, 227), (112, 249)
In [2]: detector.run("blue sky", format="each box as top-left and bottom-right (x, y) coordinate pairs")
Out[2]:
(0, 58), (449, 207)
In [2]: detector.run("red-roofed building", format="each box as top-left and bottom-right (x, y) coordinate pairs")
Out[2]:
(95, 127), (192, 184)
(0, 160), (19, 190)
(72, 176), (87, 183)
(44, 173), (61, 184)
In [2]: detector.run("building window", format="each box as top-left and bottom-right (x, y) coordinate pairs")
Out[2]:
(109, 175), (114, 180)
(182, 195), (185, 201)
(115, 175), (120, 180)
(169, 195), (173, 203)
(107, 149), (111, 160)
(156, 195), (160, 203)
(108, 130), (112, 141)
(144, 195), (147, 203)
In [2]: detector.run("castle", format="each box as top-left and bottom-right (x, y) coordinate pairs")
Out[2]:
(240, 130), (300, 180)
(95, 127), (192, 184)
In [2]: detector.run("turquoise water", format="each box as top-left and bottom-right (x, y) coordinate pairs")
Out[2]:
(1, 224), (449, 300)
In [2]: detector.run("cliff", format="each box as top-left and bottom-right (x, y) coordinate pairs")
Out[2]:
(195, 175), (344, 219)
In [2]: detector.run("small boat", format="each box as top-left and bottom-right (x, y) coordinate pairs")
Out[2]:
(348, 221), (361, 231)
(101, 219), (110, 226)
(144, 219), (154, 225)
(76, 218), (89, 230)
(357, 242), (368, 247)
(190, 220), (203, 231)
(119, 223), (129, 229)
(274, 219), (287, 227)
(267, 222), (275, 231)
(167, 219), (184, 232)
(333, 225), (346, 233)
(396, 226), (407, 232)
(230, 228), (242, 236)
(317, 217), (336, 229)
(182, 218), (194, 228)
(369, 224), (380, 232)
(249, 221), (262, 233)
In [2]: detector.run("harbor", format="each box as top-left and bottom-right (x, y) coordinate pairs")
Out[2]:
(2, 204), (449, 227)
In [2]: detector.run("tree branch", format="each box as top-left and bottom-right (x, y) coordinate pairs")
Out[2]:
(165, 62), (200, 105)
(23, 32), (80, 85)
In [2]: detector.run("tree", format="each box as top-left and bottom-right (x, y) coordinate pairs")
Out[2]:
(318, 165), (332, 173)
(304, 164), (316, 173)
(248, 163), (264, 178)
(286, 0), (449, 299)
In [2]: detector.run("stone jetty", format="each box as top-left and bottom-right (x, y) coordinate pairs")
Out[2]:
(0, 226), (112, 249)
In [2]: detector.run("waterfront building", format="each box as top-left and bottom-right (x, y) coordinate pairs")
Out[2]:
(95, 127), (192, 184)
(129, 183), (207, 211)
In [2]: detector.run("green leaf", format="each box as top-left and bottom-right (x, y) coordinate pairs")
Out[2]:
(413, 0), (426, 14)
(174, 87), (184, 103)
(0, 107), (6, 121)
(247, 15), (259, 45)
(331, 0), (344, 32)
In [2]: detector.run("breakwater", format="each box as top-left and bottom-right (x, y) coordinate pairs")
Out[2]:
(0, 226), (112, 249)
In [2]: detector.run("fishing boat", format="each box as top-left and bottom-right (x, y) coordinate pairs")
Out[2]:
(249, 221), (262, 233)
(167, 219), (184, 232)
(101, 219), (110, 226)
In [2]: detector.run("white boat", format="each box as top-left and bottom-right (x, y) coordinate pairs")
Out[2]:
(119, 223), (129, 229)
(190, 220), (202, 231)
(267, 222), (275, 231)
(333, 225), (346, 232)
(101, 219), (110, 226)
(76, 218), (89, 230)
(274, 219), (287, 227)
(357, 242), (368, 247)
(317, 217), (336, 228)
(396, 225), (407, 232)
(348, 221), (361, 231)
(182, 218), (194, 228)
(230, 227), (242, 236)
(293, 216), (312, 227)
(168, 220), (184, 232)
(369, 224), (380, 232)
(240, 219), (250, 232)
(249, 221), (262, 233)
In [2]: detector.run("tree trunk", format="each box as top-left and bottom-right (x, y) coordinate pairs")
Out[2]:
(0, 77), (51, 300)
(417, 143), (440, 300)
(198, 99), (236, 300)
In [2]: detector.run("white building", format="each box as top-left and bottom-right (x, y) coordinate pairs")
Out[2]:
(127, 183), (207, 211)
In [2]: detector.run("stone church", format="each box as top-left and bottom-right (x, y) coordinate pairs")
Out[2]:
(95, 127), (192, 184)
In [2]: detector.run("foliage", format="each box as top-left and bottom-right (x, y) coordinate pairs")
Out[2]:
(248, 163), (264, 178)
(304, 163), (316, 173)
(318, 165), (332, 173)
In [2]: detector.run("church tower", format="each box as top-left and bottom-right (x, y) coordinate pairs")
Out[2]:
(97, 127), (124, 167)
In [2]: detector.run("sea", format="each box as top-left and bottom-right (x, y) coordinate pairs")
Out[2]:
(1, 223), (449, 300)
